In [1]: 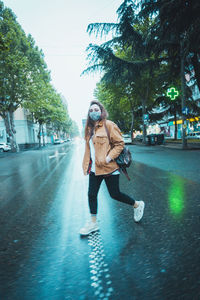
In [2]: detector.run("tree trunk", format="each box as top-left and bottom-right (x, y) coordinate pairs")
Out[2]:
(3, 111), (19, 152)
(42, 125), (46, 146)
(174, 110), (177, 140)
(9, 111), (16, 135)
(180, 39), (187, 149)
(127, 98), (135, 142)
(142, 99), (147, 144)
(142, 76), (150, 144)
(38, 123), (42, 148)
(130, 109), (134, 141)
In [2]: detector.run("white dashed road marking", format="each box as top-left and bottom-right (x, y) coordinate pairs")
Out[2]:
(49, 153), (67, 159)
(88, 231), (114, 299)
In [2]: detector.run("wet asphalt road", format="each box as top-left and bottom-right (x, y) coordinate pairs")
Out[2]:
(0, 141), (200, 300)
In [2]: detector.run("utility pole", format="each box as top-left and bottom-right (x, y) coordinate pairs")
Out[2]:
(180, 37), (187, 150)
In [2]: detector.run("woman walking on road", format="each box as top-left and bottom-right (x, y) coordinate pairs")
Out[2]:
(80, 101), (145, 236)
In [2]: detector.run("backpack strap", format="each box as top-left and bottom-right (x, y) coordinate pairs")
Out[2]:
(104, 120), (111, 144)
(120, 168), (131, 181)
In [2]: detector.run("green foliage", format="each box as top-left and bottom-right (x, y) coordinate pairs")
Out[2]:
(0, 2), (76, 148)
(84, 1), (165, 139)
(23, 82), (69, 133)
(140, 0), (200, 89)
(94, 81), (132, 132)
(84, 0), (199, 144)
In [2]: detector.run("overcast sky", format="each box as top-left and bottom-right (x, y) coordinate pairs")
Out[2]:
(3, 0), (123, 129)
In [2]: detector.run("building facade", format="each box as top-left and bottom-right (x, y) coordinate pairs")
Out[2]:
(0, 106), (51, 149)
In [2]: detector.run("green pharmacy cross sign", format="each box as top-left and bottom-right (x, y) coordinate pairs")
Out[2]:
(167, 87), (179, 100)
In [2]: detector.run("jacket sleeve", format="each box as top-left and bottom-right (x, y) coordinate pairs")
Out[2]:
(107, 122), (124, 160)
(82, 139), (91, 175)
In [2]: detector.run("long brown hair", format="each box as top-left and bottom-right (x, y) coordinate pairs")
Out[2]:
(84, 100), (108, 139)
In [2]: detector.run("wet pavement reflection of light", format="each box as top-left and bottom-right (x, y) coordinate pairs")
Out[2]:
(11, 144), (92, 300)
(168, 176), (185, 217)
(0, 142), (199, 299)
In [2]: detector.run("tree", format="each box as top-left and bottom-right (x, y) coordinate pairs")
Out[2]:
(0, 6), (29, 151)
(23, 82), (69, 147)
(83, 1), (163, 142)
(140, 0), (200, 148)
(94, 81), (132, 132)
(0, 2), (63, 151)
(0, 4), (51, 151)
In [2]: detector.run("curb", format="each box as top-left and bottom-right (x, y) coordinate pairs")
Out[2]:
(132, 142), (200, 150)
(160, 144), (200, 150)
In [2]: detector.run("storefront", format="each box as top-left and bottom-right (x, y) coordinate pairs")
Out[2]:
(167, 117), (200, 139)
(187, 117), (200, 132)
(147, 116), (200, 139)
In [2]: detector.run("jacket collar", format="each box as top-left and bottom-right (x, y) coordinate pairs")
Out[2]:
(95, 119), (104, 128)
(85, 120), (105, 143)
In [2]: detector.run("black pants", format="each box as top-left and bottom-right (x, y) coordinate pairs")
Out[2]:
(88, 172), (135, 214)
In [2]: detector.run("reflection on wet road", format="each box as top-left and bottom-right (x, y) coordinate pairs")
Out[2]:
(168, 176), (185, 216)
(0, 142), (199, 299)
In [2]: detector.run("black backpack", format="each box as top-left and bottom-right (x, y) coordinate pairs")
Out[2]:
(104, 122), (132, 180)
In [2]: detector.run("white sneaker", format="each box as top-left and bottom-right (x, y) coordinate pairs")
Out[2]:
(80, 221), (99, 236)
(134, 201), (145, 222)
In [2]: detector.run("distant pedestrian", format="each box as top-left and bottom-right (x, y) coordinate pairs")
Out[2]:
(80, 101), (145, 235)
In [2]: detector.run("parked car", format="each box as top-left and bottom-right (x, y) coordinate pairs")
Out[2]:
(54, 138), (62, 144)
(186, 132), (200, 139)
(122, 134), (132, 144)
(134, 134), (143, 142)
(0, 143), (11, 152)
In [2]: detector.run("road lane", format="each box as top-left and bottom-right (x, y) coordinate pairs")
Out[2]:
(130, 144), (200, 182)
(0, 142), (199, 299)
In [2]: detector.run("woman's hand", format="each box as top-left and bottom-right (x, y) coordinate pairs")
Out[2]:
(105, 155), (112, 164)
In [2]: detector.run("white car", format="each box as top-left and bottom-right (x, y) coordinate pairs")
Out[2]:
(54, 138), (64, 144)
(54, 139), (60, 144)
(0, 143), (11, 152)
(122, 134), (132, 144)
(186, 132), (200, 139)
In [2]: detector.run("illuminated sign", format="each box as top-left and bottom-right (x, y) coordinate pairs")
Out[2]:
(167, 117), (199, 126)
(167, 87), (179, 100)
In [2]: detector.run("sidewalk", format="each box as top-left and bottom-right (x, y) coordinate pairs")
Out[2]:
(133, 141), (200, 150)
(161, 142), (200, 150)
(0, 143), (69, 159)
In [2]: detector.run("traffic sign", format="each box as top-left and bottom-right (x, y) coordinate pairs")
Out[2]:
(182, 107), (189, 115)
(143, 114), (149, 120)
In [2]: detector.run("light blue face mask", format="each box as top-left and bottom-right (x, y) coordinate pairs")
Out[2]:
(89, 111), (101, 121)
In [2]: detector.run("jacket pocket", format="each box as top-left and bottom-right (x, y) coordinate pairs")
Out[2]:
(95, 135), (107, 144)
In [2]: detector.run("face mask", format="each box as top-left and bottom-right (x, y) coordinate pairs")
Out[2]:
(89, 111), (101, 121)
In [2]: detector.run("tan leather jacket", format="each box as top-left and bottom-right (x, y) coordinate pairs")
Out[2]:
(82, 119), (124, 176)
